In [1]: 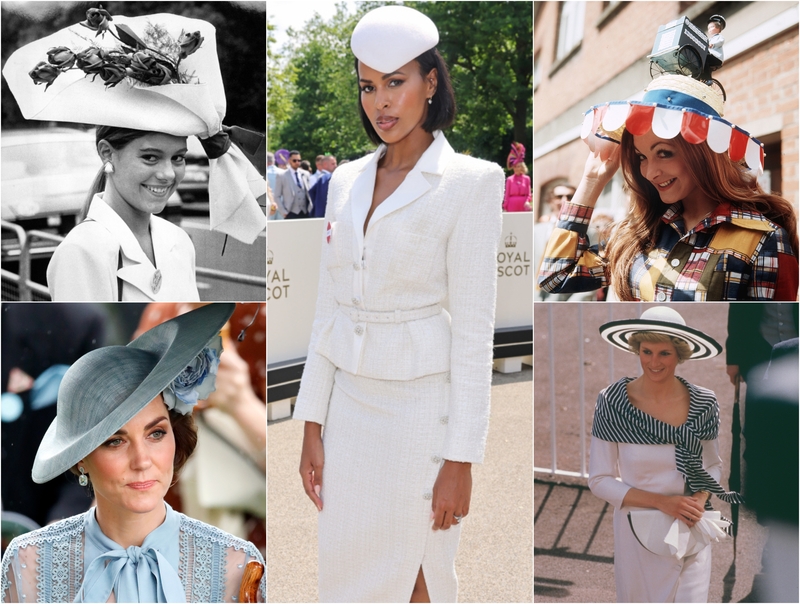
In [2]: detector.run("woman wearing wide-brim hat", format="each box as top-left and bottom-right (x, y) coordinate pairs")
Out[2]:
(588, 306), (741, 602)
(2, 7), (266, 302)
(0, 304), (265, 603)
(537, 73), (798, 301)
(293, 5), (504, 602)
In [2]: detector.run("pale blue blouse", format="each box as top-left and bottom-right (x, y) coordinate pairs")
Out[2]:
(78, 503), (184, 602)
(0, 502), (265, 603)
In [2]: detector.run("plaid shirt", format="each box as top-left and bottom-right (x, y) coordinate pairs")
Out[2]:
(538, 201), (798, 301)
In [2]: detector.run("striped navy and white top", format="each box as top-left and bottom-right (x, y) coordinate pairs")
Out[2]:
(592, 377), (743, 504)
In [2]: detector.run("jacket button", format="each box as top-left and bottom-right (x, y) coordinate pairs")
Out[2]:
(353, 262), (360, 271)
(354, 325), (364, 336)
(423, 492), (433, 500)
(439, 416), (449, 425)
(656, 292), (667, 302)
(670, 258), (680, 267)
(431, 456), (442, 464)
(352, 297), (361, 306)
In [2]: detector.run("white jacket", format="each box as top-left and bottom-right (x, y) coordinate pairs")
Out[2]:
(47, 195), (200, 301)
(292, 132), (504, 463)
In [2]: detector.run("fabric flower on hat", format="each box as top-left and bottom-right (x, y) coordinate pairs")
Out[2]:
(163, 335), (223, 415)
(31, 6), (201, 91)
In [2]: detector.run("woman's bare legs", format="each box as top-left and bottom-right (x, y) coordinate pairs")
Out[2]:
(410, 567), (430, 603)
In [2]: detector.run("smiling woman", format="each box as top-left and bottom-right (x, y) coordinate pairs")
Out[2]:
(2, 6), (268, 301)
(537, 74), (799, 301)
(589, 306), (739, 603)
(45, 126), (199, 301)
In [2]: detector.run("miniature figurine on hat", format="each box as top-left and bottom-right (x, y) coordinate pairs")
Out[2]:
(707, 14), (726, 61)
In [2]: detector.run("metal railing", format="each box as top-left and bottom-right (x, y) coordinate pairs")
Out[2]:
(1, 220), (266, 300)
(534, 302), (643, 480)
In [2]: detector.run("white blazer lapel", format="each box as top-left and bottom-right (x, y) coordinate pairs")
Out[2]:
(88, 198), (159, 298)
(365, 131), (455, 234)
(350, 149), (381, 252)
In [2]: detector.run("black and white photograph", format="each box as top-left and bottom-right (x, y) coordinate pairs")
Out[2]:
(1, 1), (267, 302)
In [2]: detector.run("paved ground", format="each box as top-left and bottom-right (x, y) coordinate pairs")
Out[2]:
(533, 303), (773, 603)
(268, 368), (532, 602)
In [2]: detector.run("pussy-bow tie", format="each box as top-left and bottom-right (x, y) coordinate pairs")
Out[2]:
(76, 545), (186, 603)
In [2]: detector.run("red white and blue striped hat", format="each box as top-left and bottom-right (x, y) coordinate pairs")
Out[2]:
(581, 74), (764, 175)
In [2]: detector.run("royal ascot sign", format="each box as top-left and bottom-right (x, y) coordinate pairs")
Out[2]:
(267, 219), (324, 363)
(267, 213), (533, 365)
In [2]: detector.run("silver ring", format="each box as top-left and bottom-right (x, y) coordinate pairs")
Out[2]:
(453, 515), (463, 523)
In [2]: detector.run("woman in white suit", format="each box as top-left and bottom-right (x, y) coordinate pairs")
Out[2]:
(294, 6), (504, 603)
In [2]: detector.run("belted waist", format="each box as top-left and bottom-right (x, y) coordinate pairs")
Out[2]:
(340, 304), (443, 324)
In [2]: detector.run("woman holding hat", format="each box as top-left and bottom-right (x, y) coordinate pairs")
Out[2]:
(293, 5), (504, 602)
(3, 7), (267, 301)
(0, 304), (265, 603)
(538, 74), (798, 301)
(503, 142), (532, 212)
(589, 306), (740, 602)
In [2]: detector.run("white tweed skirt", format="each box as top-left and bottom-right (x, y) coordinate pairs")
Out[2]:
(318, 369), (461, 603)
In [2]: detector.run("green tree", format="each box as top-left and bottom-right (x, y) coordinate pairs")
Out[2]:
(267, 20), (293, 145)
(271, 2), (375, 160)
(408, 1), (532, 168)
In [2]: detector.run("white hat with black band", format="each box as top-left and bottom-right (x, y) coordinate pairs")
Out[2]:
(599, 306), (722, 360)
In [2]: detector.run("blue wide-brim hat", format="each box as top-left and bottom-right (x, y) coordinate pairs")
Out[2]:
(599, 306), (722, 360)
(32, 303), (235, 484)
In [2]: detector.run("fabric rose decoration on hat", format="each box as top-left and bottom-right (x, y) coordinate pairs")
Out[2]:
(163, 335), (223, 415)
(29, 4), (204, 90)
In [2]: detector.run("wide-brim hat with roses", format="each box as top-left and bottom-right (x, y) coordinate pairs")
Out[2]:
(2, 9), (265, 244)
(32, 303), (234, 484)
(581, 74), (764, 175)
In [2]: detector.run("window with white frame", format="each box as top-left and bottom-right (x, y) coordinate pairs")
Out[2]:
(556, 1), (586, 61)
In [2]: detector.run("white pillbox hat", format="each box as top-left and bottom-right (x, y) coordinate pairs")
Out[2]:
(350, 6), (438, 73)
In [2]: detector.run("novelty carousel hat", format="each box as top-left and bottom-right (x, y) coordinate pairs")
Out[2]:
(581, 74), (764, 174)
(2, 8), (265, 244)
(350, 5), (438, 73)
(31, 303), (234, 484)
(599, 306), (722, 360)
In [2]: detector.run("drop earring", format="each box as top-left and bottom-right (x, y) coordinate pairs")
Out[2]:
(427, 98), (432, 105)
(78, 466), (89, 486)
(103, 162), (114, 175)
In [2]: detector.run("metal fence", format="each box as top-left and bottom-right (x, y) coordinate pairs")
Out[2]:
(1, 220), (266, 300)
(534, 302), (644, 480)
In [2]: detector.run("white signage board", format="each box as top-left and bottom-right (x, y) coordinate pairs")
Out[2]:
(268, 213), (533, 365)
(495, 212), (533, 330)
(267, 219), (325, 363)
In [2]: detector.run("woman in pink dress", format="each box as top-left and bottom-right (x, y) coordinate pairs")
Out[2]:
(502, 142), (531, 211)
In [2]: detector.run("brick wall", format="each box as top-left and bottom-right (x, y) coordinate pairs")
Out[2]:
(535, 1), (680, 126)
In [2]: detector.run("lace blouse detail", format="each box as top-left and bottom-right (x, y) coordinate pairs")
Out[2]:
(1, 510), (265, 603)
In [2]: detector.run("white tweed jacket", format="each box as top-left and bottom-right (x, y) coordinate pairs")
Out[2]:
(292, 131), (504, 463)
